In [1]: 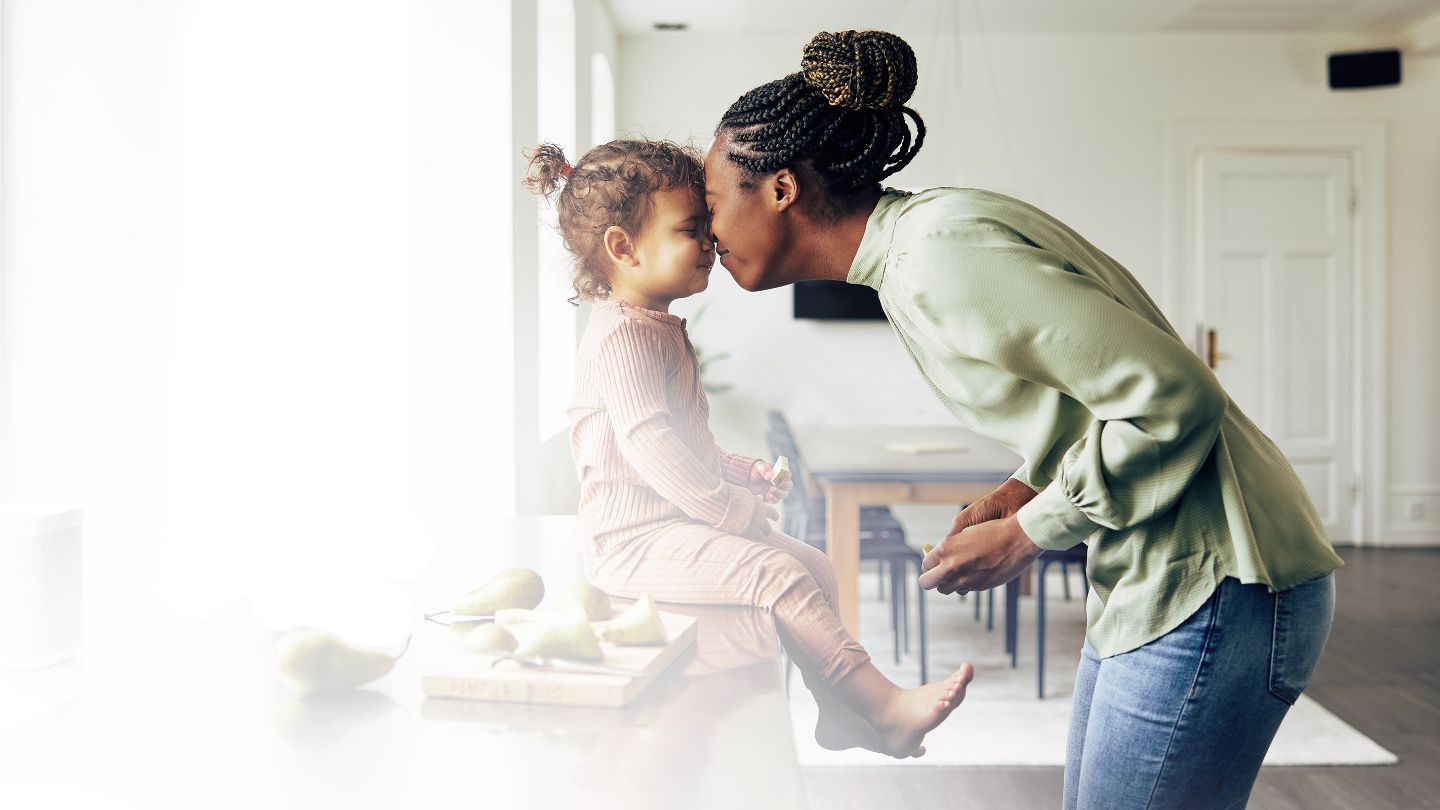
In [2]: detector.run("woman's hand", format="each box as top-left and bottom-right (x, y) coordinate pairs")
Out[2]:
(747, 460), (793, 504)
(919, 479), (1042, 594)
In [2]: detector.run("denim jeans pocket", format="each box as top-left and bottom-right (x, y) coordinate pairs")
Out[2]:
(1268, 573), (1335, 705)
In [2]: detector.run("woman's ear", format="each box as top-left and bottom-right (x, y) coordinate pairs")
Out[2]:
(602, 225), (639, 268)
(772, 168), (799, 213)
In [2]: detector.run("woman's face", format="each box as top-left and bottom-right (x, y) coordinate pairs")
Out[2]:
(703, 138), (789, 292)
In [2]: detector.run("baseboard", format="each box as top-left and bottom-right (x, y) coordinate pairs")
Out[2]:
(1382, 485), (1440, 546)
(1375, 528), (1440, 547)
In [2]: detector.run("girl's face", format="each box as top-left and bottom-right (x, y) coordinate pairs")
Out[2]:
(626, 186), (715, 307)
(702, 139), (792, 292)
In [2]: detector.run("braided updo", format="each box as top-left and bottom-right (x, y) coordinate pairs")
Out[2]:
(716, 30), (925, 209)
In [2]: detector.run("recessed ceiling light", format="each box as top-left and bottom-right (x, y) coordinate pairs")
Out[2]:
(653, 22), (688, 32)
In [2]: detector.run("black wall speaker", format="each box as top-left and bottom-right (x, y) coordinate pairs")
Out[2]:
(1328, 49), (1402, 89)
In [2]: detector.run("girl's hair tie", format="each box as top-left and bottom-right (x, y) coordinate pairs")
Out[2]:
(559, 162), (574, 179)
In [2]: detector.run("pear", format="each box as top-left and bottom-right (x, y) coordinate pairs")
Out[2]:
(557, 582), (613, 621)
(514, 604), (603, 661)
(452, 568), (545, 616)
(461, 624), (518, 654)
(770, 455), (791, 486)
(600, 593), (669, 646)
(493, 608), (536, 626)
(922, 543), (935, 555)
(274, 628), (404, 692)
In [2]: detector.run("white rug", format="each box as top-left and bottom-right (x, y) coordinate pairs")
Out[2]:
(790, 563), (1397, 768)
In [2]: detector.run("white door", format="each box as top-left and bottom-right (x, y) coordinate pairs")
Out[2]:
(1197, 151), (1355, 542)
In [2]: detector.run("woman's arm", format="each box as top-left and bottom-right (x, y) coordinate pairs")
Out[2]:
(906, 221), (1226, 551)
(596, 319), (770, 536)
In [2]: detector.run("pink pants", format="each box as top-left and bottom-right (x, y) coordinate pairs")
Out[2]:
(585, 521), (871, 688)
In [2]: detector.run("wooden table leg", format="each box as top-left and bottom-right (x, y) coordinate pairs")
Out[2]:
(824, 484), (862, 637)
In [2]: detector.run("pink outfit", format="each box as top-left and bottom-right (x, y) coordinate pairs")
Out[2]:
(569, 299), (868, 686)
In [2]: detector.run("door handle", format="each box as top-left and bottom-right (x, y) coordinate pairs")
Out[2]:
(1206, 328), (1233, 369)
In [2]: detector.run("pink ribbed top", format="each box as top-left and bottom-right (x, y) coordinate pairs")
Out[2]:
(569, 299), (765, 551)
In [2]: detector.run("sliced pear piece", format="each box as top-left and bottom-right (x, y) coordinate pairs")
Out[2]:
(600, 593), (669, 646)
(493, 608), (536, 626)
(274, 628), (404, 692)
(557, 582), (613, 621)
(461, 624), (518, 654)
(452, 568), (545, 616)
(770, 455), (791, 486)
(922, 543), (934, 555)
(514, 604), (603, 661)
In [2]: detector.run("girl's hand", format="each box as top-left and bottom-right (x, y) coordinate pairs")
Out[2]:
(748, 460), (793, 504)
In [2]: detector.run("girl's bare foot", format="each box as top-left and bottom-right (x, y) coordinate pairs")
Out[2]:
(813, 693), (886, 753)
(870, 663), (975, 758)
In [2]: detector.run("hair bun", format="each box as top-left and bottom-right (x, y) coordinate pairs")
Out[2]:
(801, 30), (917, 111)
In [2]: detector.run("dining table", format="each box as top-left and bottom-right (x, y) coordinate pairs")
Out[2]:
(790, 423), (1023, 639)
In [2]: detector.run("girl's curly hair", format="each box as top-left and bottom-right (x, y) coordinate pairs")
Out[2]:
(523, 140), (706, 305)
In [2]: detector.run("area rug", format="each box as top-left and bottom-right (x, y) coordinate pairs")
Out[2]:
(790, 566), (1397, 767)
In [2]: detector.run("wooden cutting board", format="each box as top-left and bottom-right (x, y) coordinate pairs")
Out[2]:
(418, 610), (698, 708)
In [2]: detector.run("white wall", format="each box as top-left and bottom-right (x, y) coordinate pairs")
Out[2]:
(616, 27), (1440, 545)
(0, 0), (516, 643)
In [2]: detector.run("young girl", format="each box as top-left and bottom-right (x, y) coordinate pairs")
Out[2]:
(524, 139), (973, 759)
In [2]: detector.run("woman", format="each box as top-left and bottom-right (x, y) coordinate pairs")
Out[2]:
(702, 29), (1342, 809)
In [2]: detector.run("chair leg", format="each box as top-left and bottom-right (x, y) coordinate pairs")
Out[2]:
(917, 560), (928, 685)
(878, 559), (886, 600)
(1061, 561), (1072, 601)
(1006, 577), (1019, 669)
(902, 569), (911, 654)
(986, 589), (994, 631)
(1038, 560), (1047, 699)
(975, 586), (982, 621)
(889, 562), (903, 665)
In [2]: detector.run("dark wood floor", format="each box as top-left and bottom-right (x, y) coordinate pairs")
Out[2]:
(802, 547), (1440, 809)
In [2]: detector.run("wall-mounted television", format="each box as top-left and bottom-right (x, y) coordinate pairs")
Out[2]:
(793, 280), (887, 321)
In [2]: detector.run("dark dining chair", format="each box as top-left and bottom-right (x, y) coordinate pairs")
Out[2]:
(765, 411), (930, 684)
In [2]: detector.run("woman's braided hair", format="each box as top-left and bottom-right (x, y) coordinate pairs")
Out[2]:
(716, 30), (925, 211)
(523, 139), (705, 304)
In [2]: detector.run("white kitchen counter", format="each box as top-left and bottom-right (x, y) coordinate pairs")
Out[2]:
(0, 517), (808, 810)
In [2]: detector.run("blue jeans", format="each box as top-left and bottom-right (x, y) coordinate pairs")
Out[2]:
(1064, 573), (1335, 809)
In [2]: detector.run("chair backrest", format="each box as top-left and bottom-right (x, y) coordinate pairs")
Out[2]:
(765, 411), (824, 538)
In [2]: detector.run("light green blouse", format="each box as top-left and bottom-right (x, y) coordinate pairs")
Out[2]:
(849, 187), (1343, 657)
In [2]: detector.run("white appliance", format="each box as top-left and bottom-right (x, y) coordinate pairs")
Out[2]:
(0, 504), (83, 670)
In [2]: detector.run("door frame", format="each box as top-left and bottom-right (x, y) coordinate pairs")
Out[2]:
(1162, 121), (1387, 546)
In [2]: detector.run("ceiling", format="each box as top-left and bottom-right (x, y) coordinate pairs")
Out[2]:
(605, 0), (1440, 36)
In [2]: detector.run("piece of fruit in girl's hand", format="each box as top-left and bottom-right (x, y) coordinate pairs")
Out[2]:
(770, 455), (791, 486)
(273, 628), (405, 692)
(452, 568), (545, 616)
(515, 604), (604, 661)
(922, 544), (934, 554)
(462, 624), (518, 654)
(599, 593), (669, 646)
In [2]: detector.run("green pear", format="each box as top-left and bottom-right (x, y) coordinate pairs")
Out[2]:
(452, 568), (545, 616)
(557, 582), (613, 621)
(461, 624), (518, 654)
(493, 608), (536, 626)
(600, 593), (669, 646)
(514, 604), (604, 661)
(274, 628), (403, 692)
